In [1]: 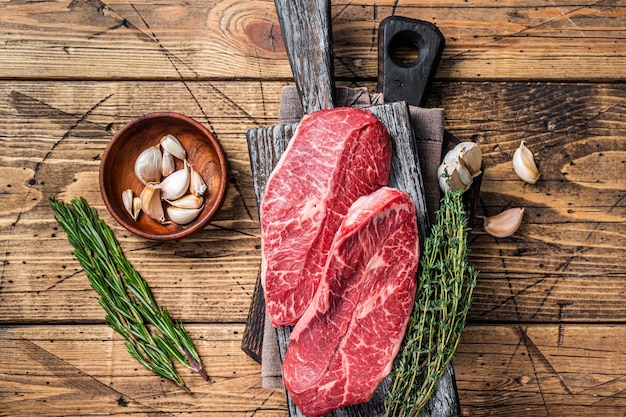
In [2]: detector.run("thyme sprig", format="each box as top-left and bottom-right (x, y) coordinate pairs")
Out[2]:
(50, 197), (208, 389)
(385, 189), (478, 417)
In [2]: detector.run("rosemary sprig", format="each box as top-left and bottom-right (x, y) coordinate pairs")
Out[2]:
(385, 189), (478, 417)
(50, 197), (208, 389)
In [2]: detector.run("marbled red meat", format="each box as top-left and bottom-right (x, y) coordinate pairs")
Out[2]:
(282, 187), (419, 416)
(260, 107), (392, 327)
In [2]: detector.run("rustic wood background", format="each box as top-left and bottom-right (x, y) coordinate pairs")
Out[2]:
(0, 0), (624, 416)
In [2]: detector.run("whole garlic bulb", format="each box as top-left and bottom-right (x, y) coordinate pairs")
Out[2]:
(438, 141), (483, 193)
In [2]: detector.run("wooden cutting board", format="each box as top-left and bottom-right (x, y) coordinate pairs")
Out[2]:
(246, 101), (459, 417)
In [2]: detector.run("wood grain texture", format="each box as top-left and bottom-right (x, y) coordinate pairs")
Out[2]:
(0, 0), (624, 81)
(275, 0), (335, 113)
(0, 0), (625, 412)
(4, 324), (626, 416)
(0, 324), (288, 416)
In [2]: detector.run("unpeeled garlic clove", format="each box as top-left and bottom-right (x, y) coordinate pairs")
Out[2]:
(132, 196), (141, 220)
(122, 189), (140, 220)
(483, 207), (524, 238)
(189, 165), (207, 196)
(165, 194), (203, 209)
(166, 205), (203, 225)
(161, 150), (175, 177)
(159, 162), (190, 201)
(160, 134), (186, 161)
(457, 142), (483, 177)
(134, 145), (162, 185)
(513, 141), (540, 184)
(140, 182), (167, 224)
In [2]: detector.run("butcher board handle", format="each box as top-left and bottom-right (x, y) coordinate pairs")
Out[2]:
(275, 0), (335, 112)
(378, 16), (445, 107)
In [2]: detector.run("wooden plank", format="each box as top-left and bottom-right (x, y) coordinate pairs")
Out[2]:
(0, 80), (624, 326)
(0, 0), (624, 81)
(454, 324), (626, 416)
(0, 323), (288, 416)
(0, 81), (626, 323)
(4, 323), (626, 416)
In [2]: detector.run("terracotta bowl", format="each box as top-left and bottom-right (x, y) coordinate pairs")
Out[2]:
(99, 112), (228, 240)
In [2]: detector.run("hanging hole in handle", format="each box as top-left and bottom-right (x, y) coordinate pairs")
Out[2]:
(389, 30), (422, 67)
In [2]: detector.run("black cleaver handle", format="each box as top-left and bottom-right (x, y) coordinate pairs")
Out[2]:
(274, 0), (335, 113)
(378, 16), (445, 107)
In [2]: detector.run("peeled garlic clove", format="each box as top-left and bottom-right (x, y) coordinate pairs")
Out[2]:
(513, 141), (540, 184)
(161, 150), (175, 177)
(483, 207), (524, 238)
(160, 134), (186, 161)
(166, 194), (203, 209)
(134, 145), (162, 185)
(140, 182), (167, 224)
(189, 165), (207, 196)
(166, 205), (203, 225)
(159, 163), (190, 201)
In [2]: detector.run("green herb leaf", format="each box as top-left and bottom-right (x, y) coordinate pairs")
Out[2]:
(385, 189), (478, 417)
(50, 197), (208, 389)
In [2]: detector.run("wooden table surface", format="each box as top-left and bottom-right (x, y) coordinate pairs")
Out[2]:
(1, 1), (624, 416)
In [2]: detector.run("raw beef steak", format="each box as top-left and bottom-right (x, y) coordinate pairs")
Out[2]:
(282, 187), (419, 416)
(260, 107), (392, 327)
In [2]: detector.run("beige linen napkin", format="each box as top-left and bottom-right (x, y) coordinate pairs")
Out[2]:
(261, 85), (445, 388)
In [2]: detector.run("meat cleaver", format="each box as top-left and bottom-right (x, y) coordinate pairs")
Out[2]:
(242, 1), (457, 416)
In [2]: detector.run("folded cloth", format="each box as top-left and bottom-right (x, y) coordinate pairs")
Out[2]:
(262, 85), (445, 389)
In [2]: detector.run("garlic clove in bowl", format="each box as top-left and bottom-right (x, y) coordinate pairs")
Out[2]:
(99, 112), (228, 240)
(166, 206), (203, 225)
(159, 163), (190, 201)
(134, 145), (162, 185)
(160, 134), (187, 161)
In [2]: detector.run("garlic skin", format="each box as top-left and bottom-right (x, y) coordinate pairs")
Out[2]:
(166, 194), (203, 209)
(166, 206), (203, 225)
(160, 134), (186, 161)
(483, 207), (524, 238)
(189, 165), (207, 196)
(161, 150), (175, 177)
(513, 141), (540, 184)
(140, 182), (167, 224)
(159, 163), (190, 201)
(134, 145), (162, 185)
(457, 142), (482, 177)
(438, 142), (483, 193)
